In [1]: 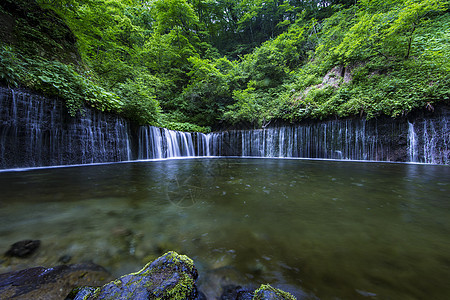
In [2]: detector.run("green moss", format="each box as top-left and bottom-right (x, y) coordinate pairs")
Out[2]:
(152, 252), (196, 299)
(164, 251), (195, 270)
(159, 272), (195, 300)
(69, 251), (198, 300)
(253, 284), (297, 300)
(67, 287), (99, 300)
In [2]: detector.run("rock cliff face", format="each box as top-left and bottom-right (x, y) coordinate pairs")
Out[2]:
(0, 86), (448, 169)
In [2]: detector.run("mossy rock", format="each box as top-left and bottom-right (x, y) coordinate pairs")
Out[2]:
(68, 251), (200, 300)
(253, 284), (296, 300)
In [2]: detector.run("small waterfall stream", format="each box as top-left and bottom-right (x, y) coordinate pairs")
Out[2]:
(138, 126), (208, 159)
(0, 87), (448, 168)
(407, 117), (448, 164)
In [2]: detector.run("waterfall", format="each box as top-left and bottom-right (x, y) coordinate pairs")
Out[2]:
(208, 119), (396, 161)
(0, 87), (131, 169)
(137, 126), (200, 159)
(408, 122), (418, 162)
(407, 117), (448, 165)
(1, 86), (448, 168)
(196, 132), (210, 156)
(207, 117), (448, 164)
(138, 126), (163, 159)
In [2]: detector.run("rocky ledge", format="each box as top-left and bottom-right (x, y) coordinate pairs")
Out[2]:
(0, 263), (111, 299)
(0, 251), (296, 299)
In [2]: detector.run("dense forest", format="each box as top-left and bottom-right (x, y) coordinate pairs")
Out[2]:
(1, 0), (449, 132)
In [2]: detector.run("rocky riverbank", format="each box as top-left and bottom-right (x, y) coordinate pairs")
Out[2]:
(0, 251), (296, 300)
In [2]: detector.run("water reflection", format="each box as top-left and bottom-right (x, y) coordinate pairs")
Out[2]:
(0, 158), (449, 299)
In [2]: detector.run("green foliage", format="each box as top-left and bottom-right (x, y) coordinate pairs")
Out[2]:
(320, 0), (448, 63)
(173, 56), (233, 126)
(115, 77), (161, 125)
(0, 46), (23, 87)
(1, 46), (86, 115)
(152, 0), (199, 35)
(2, 0), (449, 130)
(21, 56), (123, 116)
(223, 85), (279, 126)
(159, 121), (211, 133)
(234, 0), (450, 125)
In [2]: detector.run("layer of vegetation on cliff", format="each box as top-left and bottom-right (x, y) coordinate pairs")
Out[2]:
(1, 0), (449, 130)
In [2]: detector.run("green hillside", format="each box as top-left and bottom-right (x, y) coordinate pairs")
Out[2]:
(1, 0), (449, 131)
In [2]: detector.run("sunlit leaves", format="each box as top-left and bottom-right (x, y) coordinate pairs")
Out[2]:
(151, 0), (199, 35)
(18, 0), (449, 127)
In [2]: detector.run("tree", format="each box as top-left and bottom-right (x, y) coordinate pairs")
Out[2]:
(386, 0), (447, 59)
(331, 0), (447, 63)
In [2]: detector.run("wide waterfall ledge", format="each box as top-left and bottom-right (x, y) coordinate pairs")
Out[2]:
(0, 87), (448, 169)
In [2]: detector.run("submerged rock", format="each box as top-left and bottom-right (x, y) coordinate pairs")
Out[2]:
(199, 266), (252, 299)
(220, 284), (253, 300)
(0, 263), (110, 300)
(68, 251), (201, 300)
(5, 240), (41, 258)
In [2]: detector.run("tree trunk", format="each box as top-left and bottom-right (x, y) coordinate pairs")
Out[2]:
(405, 22), (417, 60)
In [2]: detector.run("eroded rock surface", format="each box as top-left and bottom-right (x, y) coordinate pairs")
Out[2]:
(0, 263), (111, 299)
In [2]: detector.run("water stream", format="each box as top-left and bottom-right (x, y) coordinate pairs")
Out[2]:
(0, 158), (449, 299)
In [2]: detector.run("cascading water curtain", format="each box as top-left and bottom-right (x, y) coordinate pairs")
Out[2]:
(207, 120), (394, 161)
(1, 87), (448, 168)
(407, 117), (448, 164)
(138, 126), (209, 159)
(0, 87), (132, 169)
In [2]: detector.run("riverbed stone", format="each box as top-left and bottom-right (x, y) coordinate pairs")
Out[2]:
(199, 266), (252, 299)
(5, 240), (41, 258)
(220, 284), (254, 300)
(0, 263), (111, 299)
(219, 284), (297, 300)
(68, 251), (201, 300)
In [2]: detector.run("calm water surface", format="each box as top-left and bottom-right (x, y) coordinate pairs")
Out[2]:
(0, 158), (449, 299)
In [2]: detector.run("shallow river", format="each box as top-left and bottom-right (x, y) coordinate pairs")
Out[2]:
(0, 158), (449, 299)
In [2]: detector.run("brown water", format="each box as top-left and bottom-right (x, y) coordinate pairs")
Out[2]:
(0, 158), (449, 299)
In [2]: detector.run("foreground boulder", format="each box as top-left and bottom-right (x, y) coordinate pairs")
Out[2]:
(68, 251), (201, 300)
(68, 252), (297, 300)
(0, 263), (111, 299)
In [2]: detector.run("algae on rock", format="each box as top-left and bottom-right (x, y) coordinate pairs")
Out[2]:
(67, 252), (297, 300)
(253, 284), (297, 300)
(68, 251), (200, 300)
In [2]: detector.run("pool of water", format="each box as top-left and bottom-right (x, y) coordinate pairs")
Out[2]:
(0, 158), (449, 299)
